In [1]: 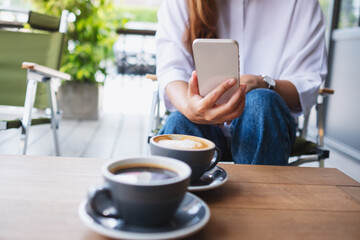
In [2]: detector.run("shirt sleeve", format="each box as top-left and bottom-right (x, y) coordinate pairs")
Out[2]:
(279, 0), (328, 116)
(155, 0), (194, 112)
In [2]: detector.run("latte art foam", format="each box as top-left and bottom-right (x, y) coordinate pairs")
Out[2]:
(153, 134), (212, 150)
(158, 139), (203, 149)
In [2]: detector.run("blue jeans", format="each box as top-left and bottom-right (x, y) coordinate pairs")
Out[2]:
(158, 89), (296, 165)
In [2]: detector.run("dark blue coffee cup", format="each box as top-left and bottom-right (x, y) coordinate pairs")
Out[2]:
(150, 134), (221, 183)
(88, 156), (191, 227)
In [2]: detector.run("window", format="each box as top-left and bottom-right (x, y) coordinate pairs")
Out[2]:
(319, 0), (331, 23)
(339, 0), (360, 28)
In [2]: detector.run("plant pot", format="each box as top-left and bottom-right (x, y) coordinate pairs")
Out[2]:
(58, 82), (103, 120)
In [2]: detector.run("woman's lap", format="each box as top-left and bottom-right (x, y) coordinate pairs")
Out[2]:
(158, 89), (296, 165)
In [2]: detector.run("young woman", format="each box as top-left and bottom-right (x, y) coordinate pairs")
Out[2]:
(155, 0), (327, 165)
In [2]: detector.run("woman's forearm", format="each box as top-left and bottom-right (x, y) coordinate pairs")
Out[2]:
(165, 80), (189, 115)
(240, 74), (301, 112)
(274, 80), (301, 111)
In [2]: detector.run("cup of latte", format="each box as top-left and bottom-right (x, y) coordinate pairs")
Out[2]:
(88, 156), (191, 227)
(150, 134), (221, 183)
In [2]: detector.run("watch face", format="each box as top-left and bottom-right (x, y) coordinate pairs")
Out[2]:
(263, 76), (276, 89)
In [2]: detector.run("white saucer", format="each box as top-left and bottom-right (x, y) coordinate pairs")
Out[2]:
(188, 166), (228, 192)
(78, 192), (210, 240)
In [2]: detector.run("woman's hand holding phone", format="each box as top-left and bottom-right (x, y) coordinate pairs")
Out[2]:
(166, 39), (247, 125)
(184, 71), (247, 125)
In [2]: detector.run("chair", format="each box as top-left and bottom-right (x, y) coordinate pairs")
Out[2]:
(0, 9), (71, 155)
(289, 88), (334, 167)
(145, 74), (334, 167)
(115, 28), (156, 76)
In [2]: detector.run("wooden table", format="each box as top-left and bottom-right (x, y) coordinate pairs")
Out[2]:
(0, 155), (359, 240)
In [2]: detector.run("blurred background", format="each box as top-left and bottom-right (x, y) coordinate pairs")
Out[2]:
(0, 0), (359, 182)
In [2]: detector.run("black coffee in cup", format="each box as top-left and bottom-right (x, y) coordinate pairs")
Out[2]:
(88, 157), (191, 227)
(112, 164), (178, 184)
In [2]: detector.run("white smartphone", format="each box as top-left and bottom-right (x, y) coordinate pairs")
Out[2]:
(192, 39), (240, 104)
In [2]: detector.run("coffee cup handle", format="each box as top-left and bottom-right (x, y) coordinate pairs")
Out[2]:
(88, 186), (121, 218)
(207, 146), (222, 171)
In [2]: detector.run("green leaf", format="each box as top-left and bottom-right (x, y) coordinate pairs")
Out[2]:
(32, 0), (158, 84)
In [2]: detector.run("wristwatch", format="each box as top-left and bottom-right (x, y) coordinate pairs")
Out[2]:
(261, 75), (276, 90)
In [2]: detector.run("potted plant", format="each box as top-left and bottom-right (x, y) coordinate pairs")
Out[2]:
(32, 0), (120, 119)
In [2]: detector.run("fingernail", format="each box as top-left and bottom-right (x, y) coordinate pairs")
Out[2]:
(228, 78), (236, 85)
(241, 84), (247, 91)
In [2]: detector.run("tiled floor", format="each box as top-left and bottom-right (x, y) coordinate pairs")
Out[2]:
(1, 74), (359, 182)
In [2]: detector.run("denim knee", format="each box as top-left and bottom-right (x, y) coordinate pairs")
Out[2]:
(230, 88), (296, 165)
(158, 111), (193, 134)
(245, 88), (284, 118)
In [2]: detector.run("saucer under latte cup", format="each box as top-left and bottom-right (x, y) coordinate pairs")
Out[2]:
(88, 156), (191, 227)
(150, 134), (221, 183)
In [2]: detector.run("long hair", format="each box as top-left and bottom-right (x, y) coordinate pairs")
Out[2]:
(184, 0), (218, 53)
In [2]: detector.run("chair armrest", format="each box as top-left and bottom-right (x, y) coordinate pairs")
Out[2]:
(319, 88), (334, 95)
(22, 62), (71, 81)
(146, 74), (157, 81)
(0, 20), (25, 28)
(116, 28), (156, 36)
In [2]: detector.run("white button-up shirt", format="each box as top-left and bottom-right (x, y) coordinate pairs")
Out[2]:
(155, 0), (328, 117)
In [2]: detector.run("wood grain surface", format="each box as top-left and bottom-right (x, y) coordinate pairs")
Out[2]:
(0, 155), (359, 240)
